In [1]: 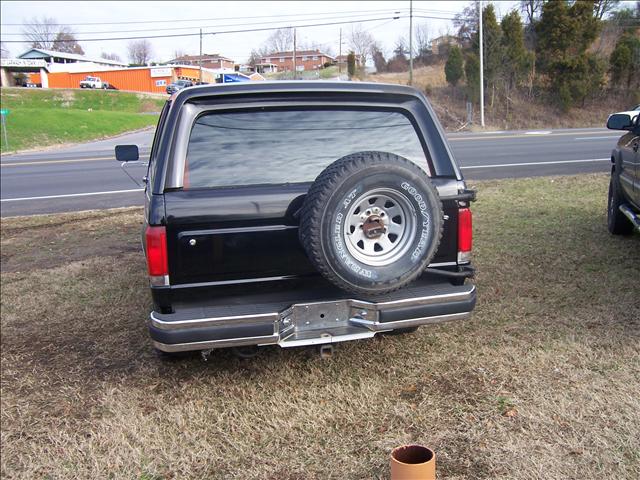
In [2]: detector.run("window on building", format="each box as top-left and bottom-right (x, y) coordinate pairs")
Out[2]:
(279, 57), (285, 63)
(302, 56), (308, 61)
(312, 55), (318, 60)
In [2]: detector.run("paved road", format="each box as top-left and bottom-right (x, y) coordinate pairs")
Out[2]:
(0, 127), (621, 217)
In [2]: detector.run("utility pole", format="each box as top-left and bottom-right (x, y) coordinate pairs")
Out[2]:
(293, 28), (297, 80)
(479, 0), (485, 128)
(409, 0), (413, 85)
(338, 28), (342, 76)
(199, 28), (203, 84)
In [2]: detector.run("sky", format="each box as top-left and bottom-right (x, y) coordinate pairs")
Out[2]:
(0, 1), (523, 63)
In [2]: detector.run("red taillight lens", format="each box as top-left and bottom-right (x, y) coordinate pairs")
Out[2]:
(145, 226), (168, 277)
(458, 208), (473, 260)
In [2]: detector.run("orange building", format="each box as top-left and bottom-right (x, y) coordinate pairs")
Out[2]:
(45, 66), (210, 94)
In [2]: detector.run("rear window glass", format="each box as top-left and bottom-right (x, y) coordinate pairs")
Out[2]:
(184, 109), (429, 188)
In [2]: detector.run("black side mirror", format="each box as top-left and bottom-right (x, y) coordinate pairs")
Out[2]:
(606, 113), (633, 131)
(115, 145), (139, 162)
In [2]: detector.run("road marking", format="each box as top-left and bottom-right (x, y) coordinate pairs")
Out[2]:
(1, 156), (149, 167)
(524, 130), (552, 135)
(460, 158), (609, 169)
(449, 130), (614, 141)
(575, 136), (621, 140)
(1, 188), (144, 202)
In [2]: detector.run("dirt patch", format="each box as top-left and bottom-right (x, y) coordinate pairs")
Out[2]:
(0, 207), (143, 273)
(1, 174), (639, 479)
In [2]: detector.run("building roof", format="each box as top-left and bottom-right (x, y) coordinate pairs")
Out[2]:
(261, 50), (335, 60)
(167, 53), (234, 63)
(18, 48), (127, 66)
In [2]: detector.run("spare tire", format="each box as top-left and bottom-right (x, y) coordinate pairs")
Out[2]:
(299, 151), (443, 295)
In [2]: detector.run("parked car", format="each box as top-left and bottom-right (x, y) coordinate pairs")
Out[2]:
(115, 82), (477, 357)
(79, 76), (109, 89)
(166, 79), (193, 94)
(606, 110), (640, 234)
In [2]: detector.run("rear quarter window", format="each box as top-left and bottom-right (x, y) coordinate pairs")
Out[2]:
(184, 108), (429, 189)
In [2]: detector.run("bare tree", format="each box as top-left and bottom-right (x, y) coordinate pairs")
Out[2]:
(414, 23), (430, 56)
(54, 27), (84, 55)
(172, 49), (186, 60)
(519, 0), (544, 25)
(22, 16), (58, 49)
(593, 0), (621, 19)
(248, 48), (265, 67)
(453, 1), (480, 44)
(263, 28), (294, 54)
(101, 52), (121, 62)
(349, 24), (375, 65)
(127, 39), (153, 65)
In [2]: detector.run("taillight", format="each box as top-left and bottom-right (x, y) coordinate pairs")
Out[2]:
(457, 207), (472, 263)
(145, 225), (169, 286)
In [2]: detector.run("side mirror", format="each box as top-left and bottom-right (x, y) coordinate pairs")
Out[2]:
(606, 113), (633, 131)
(115, 144), (139, 162)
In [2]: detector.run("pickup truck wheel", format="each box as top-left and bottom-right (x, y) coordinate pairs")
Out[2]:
(607, 174), (633, 235)
(299, 151), (443, 295)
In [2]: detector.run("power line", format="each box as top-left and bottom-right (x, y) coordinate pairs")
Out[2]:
(1, 7), (410, 26)
(1, 15), (404, 44)
(0, 11), (405, 36)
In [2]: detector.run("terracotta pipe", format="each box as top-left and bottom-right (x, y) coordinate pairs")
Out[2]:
(390, 444), (435, 480)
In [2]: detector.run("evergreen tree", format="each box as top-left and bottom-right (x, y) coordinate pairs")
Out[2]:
(609, 33), (640, 89)
(536, 0), (603, 111)
(464, 53), (480, 102)
(445, 46), (464, 87)
(471, 4), (503, 99)
(501, 11), (532, 90)
(347, 51), (356, 79)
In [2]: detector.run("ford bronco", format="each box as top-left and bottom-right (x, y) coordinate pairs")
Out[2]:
(116, 82), (477, 356)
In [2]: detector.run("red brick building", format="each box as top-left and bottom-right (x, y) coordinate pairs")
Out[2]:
(167, 53), (235, 70)
(260, 50), (335, 72)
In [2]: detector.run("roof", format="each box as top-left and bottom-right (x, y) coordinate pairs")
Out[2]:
(261, 50), (335, 60)
(168, 53), (234, 63)
(18, 48), (127, 66)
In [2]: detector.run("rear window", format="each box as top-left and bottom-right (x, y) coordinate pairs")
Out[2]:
(184, 108), (429, 188)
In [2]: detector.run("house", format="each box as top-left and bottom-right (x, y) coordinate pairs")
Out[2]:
(259, 50), (335, 72)
(254, 63), (278, 74)
(430, 35), (460, 55)
(167, 53), (235, 70)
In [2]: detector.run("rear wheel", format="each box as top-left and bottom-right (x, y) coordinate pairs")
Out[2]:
(607, 174), (633, 235)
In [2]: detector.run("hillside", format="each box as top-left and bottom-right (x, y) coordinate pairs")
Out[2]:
(365, 64), (638, 132)
(0, 88), (165, 153)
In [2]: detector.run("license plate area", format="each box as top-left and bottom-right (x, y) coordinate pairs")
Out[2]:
(288, 301), (354, 334)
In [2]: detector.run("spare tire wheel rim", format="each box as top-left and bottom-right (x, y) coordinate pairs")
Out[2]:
(343, 188), (418, 267)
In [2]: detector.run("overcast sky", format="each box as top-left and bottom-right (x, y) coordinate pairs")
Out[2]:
(0, 1), (529, 63)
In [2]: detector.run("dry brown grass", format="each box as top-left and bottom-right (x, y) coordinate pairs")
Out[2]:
(2, 174), (639, 479)
(366, 64), (639, 132)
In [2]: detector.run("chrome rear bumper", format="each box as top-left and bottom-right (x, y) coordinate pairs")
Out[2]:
(151, 283), (476, 352)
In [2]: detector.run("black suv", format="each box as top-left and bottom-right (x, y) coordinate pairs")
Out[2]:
(116, 82), (477, 355)
(606, 110), (640, 234)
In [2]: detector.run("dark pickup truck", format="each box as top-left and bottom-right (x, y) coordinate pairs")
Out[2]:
(116, 82), (477, 356)
(606, 110), (640, 234)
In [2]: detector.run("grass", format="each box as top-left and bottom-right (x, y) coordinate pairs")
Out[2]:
(1, 174), (639, 479)
(0, 88), (166, 153)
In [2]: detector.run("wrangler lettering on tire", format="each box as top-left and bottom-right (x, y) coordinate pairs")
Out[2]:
(299, 151), (443, 295)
